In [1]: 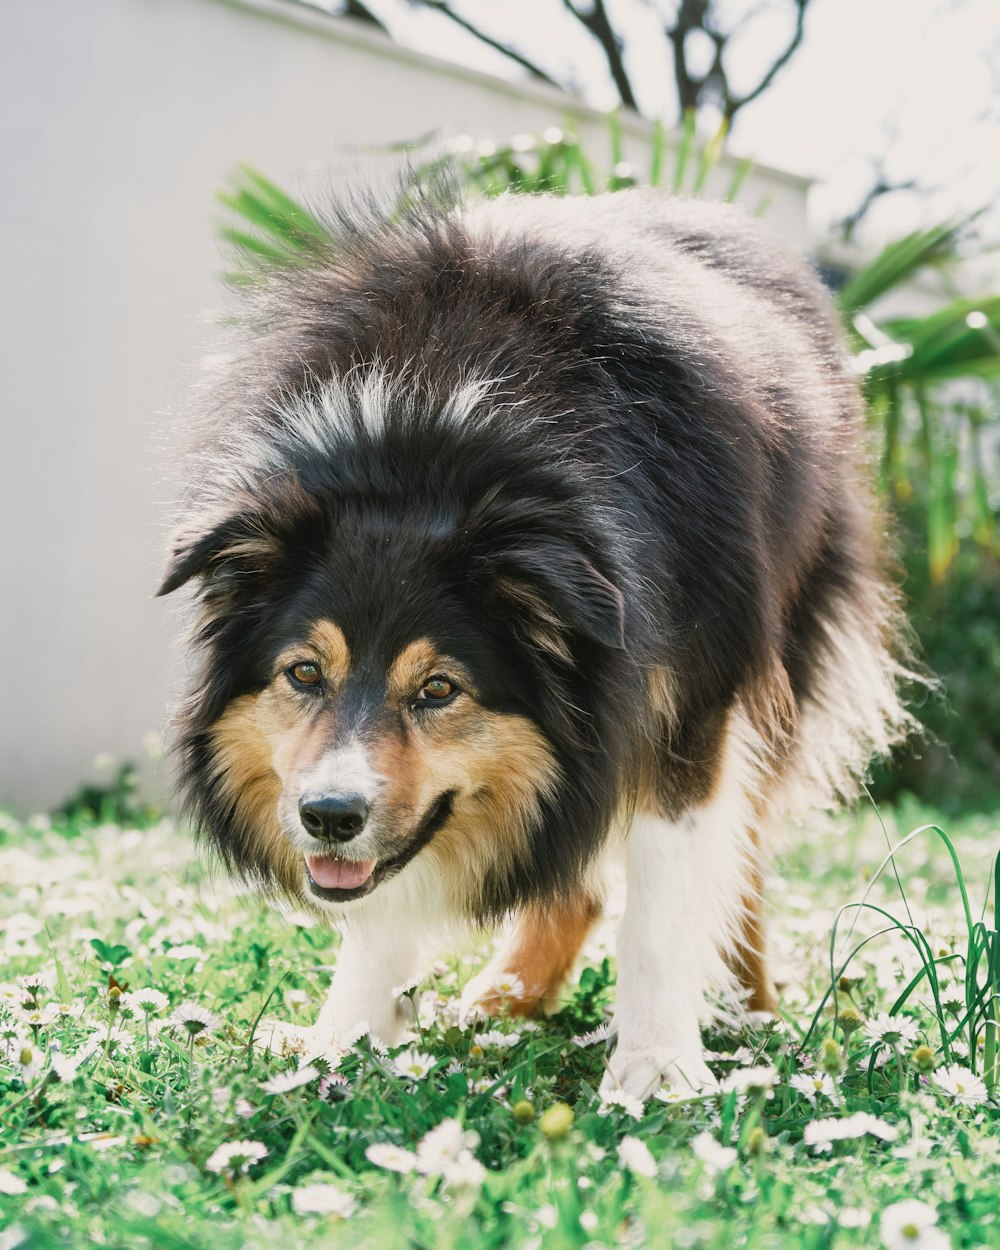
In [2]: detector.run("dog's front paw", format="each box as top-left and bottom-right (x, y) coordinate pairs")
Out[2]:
(314, 987), (410, 1051)
(600, 1044), (713, 1102)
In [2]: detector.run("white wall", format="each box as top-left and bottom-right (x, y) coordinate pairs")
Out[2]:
(0, 0), (810, 812)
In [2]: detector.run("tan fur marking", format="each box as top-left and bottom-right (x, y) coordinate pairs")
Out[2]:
(367, 707), (561, 902)
(386, 638), (444, 704)
(646, 665), (677, 725)
(480, 895), (603, 1017)
(434, 714), (560, 887)
(210, 692), (302, 894)
(305, 620), (351, 689)
(495, 576), (572, 661)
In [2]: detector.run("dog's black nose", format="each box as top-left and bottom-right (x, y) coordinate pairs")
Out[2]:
(299, 794), (370, 843)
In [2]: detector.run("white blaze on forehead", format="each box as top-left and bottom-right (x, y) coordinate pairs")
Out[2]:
(279, 368), (501, 460)
(300, 740), (385, 802)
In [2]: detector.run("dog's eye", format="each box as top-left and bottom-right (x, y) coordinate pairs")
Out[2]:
(288, 661), (322, 688)
(415, 676), (458, 705)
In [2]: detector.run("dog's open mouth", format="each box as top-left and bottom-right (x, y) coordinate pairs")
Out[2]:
(303, 791), (456, 904)
(306, 855), (376, 893)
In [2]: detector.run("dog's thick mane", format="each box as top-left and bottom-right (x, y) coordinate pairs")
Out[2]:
(163, 186), (914, 919)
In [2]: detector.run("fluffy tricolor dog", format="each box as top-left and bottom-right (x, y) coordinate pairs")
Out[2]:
(159, 188), (909, 1098)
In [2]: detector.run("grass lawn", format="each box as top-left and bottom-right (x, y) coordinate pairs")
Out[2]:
(1, 798), (998, 1250)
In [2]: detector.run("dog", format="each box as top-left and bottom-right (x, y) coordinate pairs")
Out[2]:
(158, 186), (911, 1098)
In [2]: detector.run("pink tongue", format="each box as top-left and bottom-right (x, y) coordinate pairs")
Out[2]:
(307, 855), (375, 891)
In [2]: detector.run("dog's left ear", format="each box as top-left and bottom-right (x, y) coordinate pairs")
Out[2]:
(156, 511), (276, 597)
(490, 540), (626, 651)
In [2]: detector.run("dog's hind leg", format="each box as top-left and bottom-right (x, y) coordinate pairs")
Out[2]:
(462, 893), (603, 1020)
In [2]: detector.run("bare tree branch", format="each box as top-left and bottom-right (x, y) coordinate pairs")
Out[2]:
(561, 0), (639, 112)
(401, 0), (815, 128)
(339, 0), (390, 34)
(726, 0), (811, 118)
(840, 178), (922, 242)
(412, 1), (563, 89)
(664, 0), (712, 114)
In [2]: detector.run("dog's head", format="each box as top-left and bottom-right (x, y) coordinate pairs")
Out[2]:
(158, 384), (628, 918)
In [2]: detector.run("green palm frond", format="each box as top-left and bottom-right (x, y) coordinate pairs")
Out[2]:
(837, 222), (968, 315)
(215, 164), (332, 282)
(879, 297), (1000, 383)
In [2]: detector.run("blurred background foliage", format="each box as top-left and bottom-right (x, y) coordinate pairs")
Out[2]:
(215, 119), (1000, 809)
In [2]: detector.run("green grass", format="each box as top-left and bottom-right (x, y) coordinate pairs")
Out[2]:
(1, 799), (999, 1249)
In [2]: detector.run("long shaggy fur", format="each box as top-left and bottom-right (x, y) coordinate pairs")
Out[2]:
(159, 185), (913, 1082)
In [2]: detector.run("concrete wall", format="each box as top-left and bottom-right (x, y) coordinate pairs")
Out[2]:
(0, 0), (809, 811)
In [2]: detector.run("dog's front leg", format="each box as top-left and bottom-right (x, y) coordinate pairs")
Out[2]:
(312, 916), (419, 1050)
(601, 805), (750, 1101)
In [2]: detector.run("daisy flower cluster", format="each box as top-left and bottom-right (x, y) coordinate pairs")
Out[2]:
(367, 1117), (486, 1188)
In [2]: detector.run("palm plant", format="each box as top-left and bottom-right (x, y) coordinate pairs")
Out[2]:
(838, 223), (1000, 582)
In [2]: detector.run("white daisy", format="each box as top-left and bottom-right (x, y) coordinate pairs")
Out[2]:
(719, 1065), (777, 1097)
(318, 1072), (350, 1103)
(476, 1029), (521, 1049)
(391, 1048), (436, 1080)
(365, 1142), (417, 1173)
(204, 1140), (268, 1176)
(488, 972), (525, 999)
(571, 1023), (612, 1048)
(599, 1087), (645, 1118)
(424, 996), (459, 1030)
(165, 944), (204, 961)
(170, 1003), (218, 1037)
(706, 1046), (755, 1065)
(16, 1004), (60, 1028)
(691, 1132), (738, 1173)
(790, 1071), (837, 1102)
(0, 1168), (27, 1196)
(934, 1064), (989, 1107)
(618, 1135), (657, 1178)
(863, 1013), (920, 1052)
(50, 1047), (92, 1083)
(415, 1120), (485, 1185)
(655, 1086), (688, 1105)
(13, 1043), (43, 1082)
(262, 1064), (320, 1095)
(391, 977), (421, 999)
(937, 981), (965, 1016)
(415, 1118), (468, 1175)
(291, 1183), (356, 1217)
(120, 989), (169, 1016)
(442, 1151), (486, 1188)
(880, 1199), (947, 1250)
(803, 1113), (898, 1151)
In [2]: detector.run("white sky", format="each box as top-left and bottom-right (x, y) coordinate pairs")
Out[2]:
(348, 0), (1000, 245)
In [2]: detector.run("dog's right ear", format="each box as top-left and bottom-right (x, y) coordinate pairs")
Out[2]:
(156, 511), (276, 597)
